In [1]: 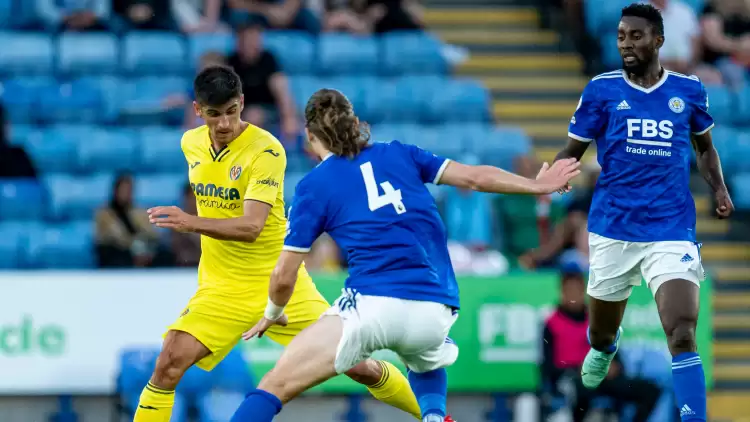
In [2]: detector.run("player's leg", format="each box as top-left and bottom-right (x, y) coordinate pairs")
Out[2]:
(230, 315), (345, 421)
(581, 233), (642, 388)
(645, 241), (706, 421)
(134, 330), (210, 422)
(265, 283), (422, 419)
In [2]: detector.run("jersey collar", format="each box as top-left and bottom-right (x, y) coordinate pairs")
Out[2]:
(621, 69), (669, 94)
(322, 152), (334, 161)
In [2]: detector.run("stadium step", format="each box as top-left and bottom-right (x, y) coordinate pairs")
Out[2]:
(482, 75), (586, 94)
(701, 243), (750, 262)
(425, 7), (539, 27)
(715, 266), (750, 283)
(714, 293), (750, 312)
(709, 391), (750, 419)
(458, 53), (582, 73)
(715, 341), (750, 360)
(439, 29), (559, 46)
(493, 99), (577, 120)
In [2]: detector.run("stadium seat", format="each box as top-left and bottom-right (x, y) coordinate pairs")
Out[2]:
(263, 31), (315, 74)
(284, 172), (306, 202)
(122, 32), (186, 75)
(134, 173), (185, 208)
(475, 126), (533, 169)
(0, 0), (11, 29)
(0, 178), (45, 221)
(138, 126), (187, 173)
(0, 78), (54, 123)
(427, 78), (491, 123)
(316, 77), (373, 120)
(25, 221), (95, 269)
(289, 75), (321, 114)
(317, 34), (378, 75)
(731, 172), (750, 210)
(411, 125), (465, 158)
(584, 0), (632, 36)
(40, 78), (116, 124)
(0, 32), (54, 75)
(120, 77), (190, 125)
(25, 126), (81, 173)
(45, 173), (113, 221)
(78, 127), (138, 173)
(0, 222), (24, 268)
(704, 84), (732, 124)
(187, 33), (235, 67)
(378, 76), (444, 122)
(57, 33), (119, 75)
(381, 32), (447, 75)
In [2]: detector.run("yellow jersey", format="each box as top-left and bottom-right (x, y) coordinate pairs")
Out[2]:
(181, 124), (306, 296)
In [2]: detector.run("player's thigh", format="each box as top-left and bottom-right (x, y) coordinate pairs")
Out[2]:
(157, 329), (212, 373)
(396, 302), (460, 373)
(258, 315), (342, 403)
(263, 285), (330, 347)
(641, 240), (704, 298)
(587, 233), (644, 301)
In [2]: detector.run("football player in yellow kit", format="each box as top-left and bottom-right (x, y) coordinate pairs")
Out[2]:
(134, 66), (421, 421)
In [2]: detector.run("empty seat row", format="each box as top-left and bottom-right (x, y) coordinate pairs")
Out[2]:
(0, 31), (446, 77)
(1, 75), (491, 125)
(0, 221), (94, 269)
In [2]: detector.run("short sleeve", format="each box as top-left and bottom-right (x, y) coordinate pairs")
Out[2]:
(691, 83), (714, 135)
(244, 144), (287, 205)
(399, 142), (450, 184)
(568, 81), (605, 142)
(283, 178), (326, 253)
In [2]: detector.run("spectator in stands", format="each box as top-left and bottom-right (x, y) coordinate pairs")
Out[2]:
(36, 0), (115, 32)
(540, 263), (662, 422)
(320, 0), (370, 34)
(113, 0), (177, 31)
(95, 173), (161, 268)
(227, 0), (320, 32)
(365, 0), (423, 33)
(0, 104), (37, 179)
(172, 0), (228, 32)
(305, 233), (342, 272)
(172, 183), (201, 267)
(519, 159), (599, 269)
(228, 22), (298, 140)
(700, 0), (750, 89)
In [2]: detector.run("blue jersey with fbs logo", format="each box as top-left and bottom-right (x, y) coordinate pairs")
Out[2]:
(283, 141), (460, 309)
(569, 70), (715, 242)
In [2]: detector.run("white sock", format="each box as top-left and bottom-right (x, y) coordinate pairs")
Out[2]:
(423, 415), (444, 422)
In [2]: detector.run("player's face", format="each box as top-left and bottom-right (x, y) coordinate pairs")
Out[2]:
(617, 16), (663, 75)
(195, 97), (244, 145)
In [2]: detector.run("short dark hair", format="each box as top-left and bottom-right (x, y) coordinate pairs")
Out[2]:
(304, 89), (370, 158)
(622, 3), (664, 36)
(193, 65), (242, 107)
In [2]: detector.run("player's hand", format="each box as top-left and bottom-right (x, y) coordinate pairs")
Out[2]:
(534, 159), (581, 194)
(715, 189), (734, 219)
(242, 314), (289, 340)
(148, 206), (196, 232)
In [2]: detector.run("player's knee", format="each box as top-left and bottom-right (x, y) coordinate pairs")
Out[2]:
(588, 328), (618, 350)
(345, 360), (382, 386)
(666, 319), (697, 355)
(152, 348), (193, 388)
(258, 370), (295, 403)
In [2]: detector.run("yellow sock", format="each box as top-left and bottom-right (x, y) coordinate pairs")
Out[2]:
(366, 361), (422, 420)
(133, 382), (175, 422)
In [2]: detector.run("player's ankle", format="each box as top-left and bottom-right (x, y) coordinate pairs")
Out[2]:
(423, 414), (444, 422)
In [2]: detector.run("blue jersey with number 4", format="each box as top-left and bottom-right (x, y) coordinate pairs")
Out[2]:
(569, 70), (715, 242)
(284, 141), (459, 308)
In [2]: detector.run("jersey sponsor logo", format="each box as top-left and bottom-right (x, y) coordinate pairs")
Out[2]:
(263, 149), (280, 157)
(190, 183), (241, 201)
(625, 119), (674, 157)
(256, 177), (279, 188)
(229, 165), (242, 181)
(669, 97), (685, 113)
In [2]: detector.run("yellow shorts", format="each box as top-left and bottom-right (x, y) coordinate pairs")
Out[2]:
(167, 273), (329, 371)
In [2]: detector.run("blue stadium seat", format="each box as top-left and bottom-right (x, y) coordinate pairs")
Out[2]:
(369, 123), (421, 146)
(25, 222), (95, 268)
(187, 33), (235, 67)
(411, 125), (465, 158)
(123, 32), (186, 75)
(134, 174), (185, 208)
(316, 77), (373, 119)
(41, 78), (116, 124)
(289, 75), (321, 115)
(7, 123), (38, 146)
(138, 126), (186, 173)
(704, 84), (732, 124)
(732, 132), (750, 173)
(427, 78), (491, 123)
(0, 0), (11, 29)
(45, 173), (113, 220)
(0, 32), (54, 75)
(381, 32), (446, 75)
(263, 31), (315, 74)
(0, 78), (54, 123)
(120, 77), (190, 125)
(584, 0), (631, 36)
(731, 172), (750, 210)
(284, 172), (306, 202)
(57, 33), (119, 75)
(0, 178), (45, 221)
(0, 222), (24, 268)
(78, 127), (138, 172)
(25, 126), (81, 173)
(317, 34), (378, 75)
(475, 126), (532, 169)
(378, 76), (443, 122)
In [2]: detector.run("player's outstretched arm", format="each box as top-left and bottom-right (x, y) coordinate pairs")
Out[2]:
(439, 158), (581, 195)
(555, 137), (590, 162)
(692, 131), (734, 218)
(148, 200), (271, 242)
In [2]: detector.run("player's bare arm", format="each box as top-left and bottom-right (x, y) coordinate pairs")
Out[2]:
(147, 199), (271, 242)
(555, 137), (591, 162)
(438, 158), (581, 194)
(691, 131), (734, 218)
(243, 250), (306, 340)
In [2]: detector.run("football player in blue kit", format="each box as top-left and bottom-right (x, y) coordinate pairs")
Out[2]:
(227, 89), (581, 422)
(555, 4), (733, 422)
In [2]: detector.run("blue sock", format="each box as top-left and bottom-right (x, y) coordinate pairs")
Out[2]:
(230, 389), (282, 422)
(587, 327), (620, 353)
(407, 368), (447, 420)
(672, 352), (707, 421)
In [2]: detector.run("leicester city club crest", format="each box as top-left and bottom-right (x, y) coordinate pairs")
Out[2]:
(669, 97), (685, 114)
(229, 166), (242, 181)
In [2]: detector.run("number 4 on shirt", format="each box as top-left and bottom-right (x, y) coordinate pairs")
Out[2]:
(360, 162), (407, 214)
